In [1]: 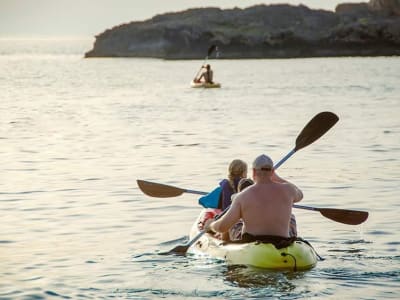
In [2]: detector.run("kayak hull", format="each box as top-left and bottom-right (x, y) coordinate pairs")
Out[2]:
(190, 81), (221, 88)
(188, 210), (318, 271)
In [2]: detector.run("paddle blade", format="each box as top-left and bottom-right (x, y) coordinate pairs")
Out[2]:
(137, 180), (184, 198)
(295, 112), (339, 151)
(319, 208), (369, 225)
(207, 45), (217, 57)
(159, 245), (190, 256)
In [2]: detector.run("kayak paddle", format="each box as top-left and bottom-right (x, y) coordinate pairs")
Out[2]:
(140, 111), (341, 255)
(137, 180), (368, 225)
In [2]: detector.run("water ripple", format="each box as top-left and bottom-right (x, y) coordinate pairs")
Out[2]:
(0, 240), (15, 244)
(1, 45), (399, 299)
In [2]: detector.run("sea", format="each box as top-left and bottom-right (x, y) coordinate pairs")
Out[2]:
(0, 37), (399, 299)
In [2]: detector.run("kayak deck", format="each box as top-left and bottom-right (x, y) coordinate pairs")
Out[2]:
(188, 211), (318, 271)
(190, 81), (221, 88)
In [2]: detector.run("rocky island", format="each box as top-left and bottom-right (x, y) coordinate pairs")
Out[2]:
(85, 0), (400, 59)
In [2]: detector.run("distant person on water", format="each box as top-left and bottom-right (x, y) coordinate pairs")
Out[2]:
(196, 64), (214, 84)
(207, 154), (303, 247)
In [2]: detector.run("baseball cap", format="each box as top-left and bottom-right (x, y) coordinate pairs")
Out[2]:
(252, 154), (273, 171)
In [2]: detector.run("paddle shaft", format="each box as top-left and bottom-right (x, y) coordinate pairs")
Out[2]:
(185, 189), (206, 195)
(137, 179), (368, 226)
(160, 187), (331, 214)
(273, 149), (295, 169)
(193, 45), (216, 80)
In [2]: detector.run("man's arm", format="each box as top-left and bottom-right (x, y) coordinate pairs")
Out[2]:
(292, 185), (303, 203)
(209, 197), (241, 233)
(272, 171), (303, 202)
(271, 170), (286, 183)
(286, 181), (303, 203)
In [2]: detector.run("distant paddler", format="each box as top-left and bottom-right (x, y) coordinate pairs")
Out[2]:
(191, 63), (221, 88)
(194, 64), (214, 84)
(191, 44), (221, 88)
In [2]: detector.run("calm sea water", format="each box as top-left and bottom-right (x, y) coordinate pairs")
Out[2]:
(0, 38), (399, 299)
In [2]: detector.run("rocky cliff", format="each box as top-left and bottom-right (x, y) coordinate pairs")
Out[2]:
(85, 1), (400, 59)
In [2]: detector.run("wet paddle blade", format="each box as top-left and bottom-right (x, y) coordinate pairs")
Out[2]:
(137, 180), (185, 198)
(159, 245), (190, 256)
(295, 112), (339, 151)
(319, 208), (369, 225)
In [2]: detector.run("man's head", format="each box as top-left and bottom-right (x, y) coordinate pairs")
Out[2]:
(252, 154), (274, 179)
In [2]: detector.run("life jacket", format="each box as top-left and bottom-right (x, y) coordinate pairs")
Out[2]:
(219, 178), (240, 210)
(198, 186), (221, 208)
(198, 178), (239, 209)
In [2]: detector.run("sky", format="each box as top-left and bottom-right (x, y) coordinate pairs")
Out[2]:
(0, 0), (365, 37)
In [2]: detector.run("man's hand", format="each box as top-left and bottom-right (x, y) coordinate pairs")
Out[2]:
(203, 218), (216, 233)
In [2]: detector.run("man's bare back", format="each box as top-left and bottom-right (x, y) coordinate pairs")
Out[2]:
(235, 180), (300, 237)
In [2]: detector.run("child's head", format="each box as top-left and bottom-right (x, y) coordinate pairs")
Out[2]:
(238, 178), (254, 192)
(228, 159), (248, 181)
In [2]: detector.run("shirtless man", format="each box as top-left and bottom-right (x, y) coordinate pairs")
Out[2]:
(208, 154), (303, 242)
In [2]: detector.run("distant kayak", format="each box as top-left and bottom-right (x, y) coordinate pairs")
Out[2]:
(190, 80), (221, 88)
(187, 209), (318, 271)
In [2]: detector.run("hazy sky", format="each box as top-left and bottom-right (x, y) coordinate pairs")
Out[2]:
(0, 0), (365, 37)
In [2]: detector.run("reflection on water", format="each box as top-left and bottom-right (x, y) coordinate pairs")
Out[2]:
(224, 265), (301, 290)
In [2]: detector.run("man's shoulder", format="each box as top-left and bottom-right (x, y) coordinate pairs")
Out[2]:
(236, 186), (255, 201)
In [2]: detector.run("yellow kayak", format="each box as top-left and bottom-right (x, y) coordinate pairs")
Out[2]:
(190, 80), (221, 88)
(188, 210), (318, 271)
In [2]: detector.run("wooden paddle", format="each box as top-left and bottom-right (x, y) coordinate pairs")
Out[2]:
(137, 180), (368, 225)
(140, 112), (344, 254)
(193, 45), (217, 81)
